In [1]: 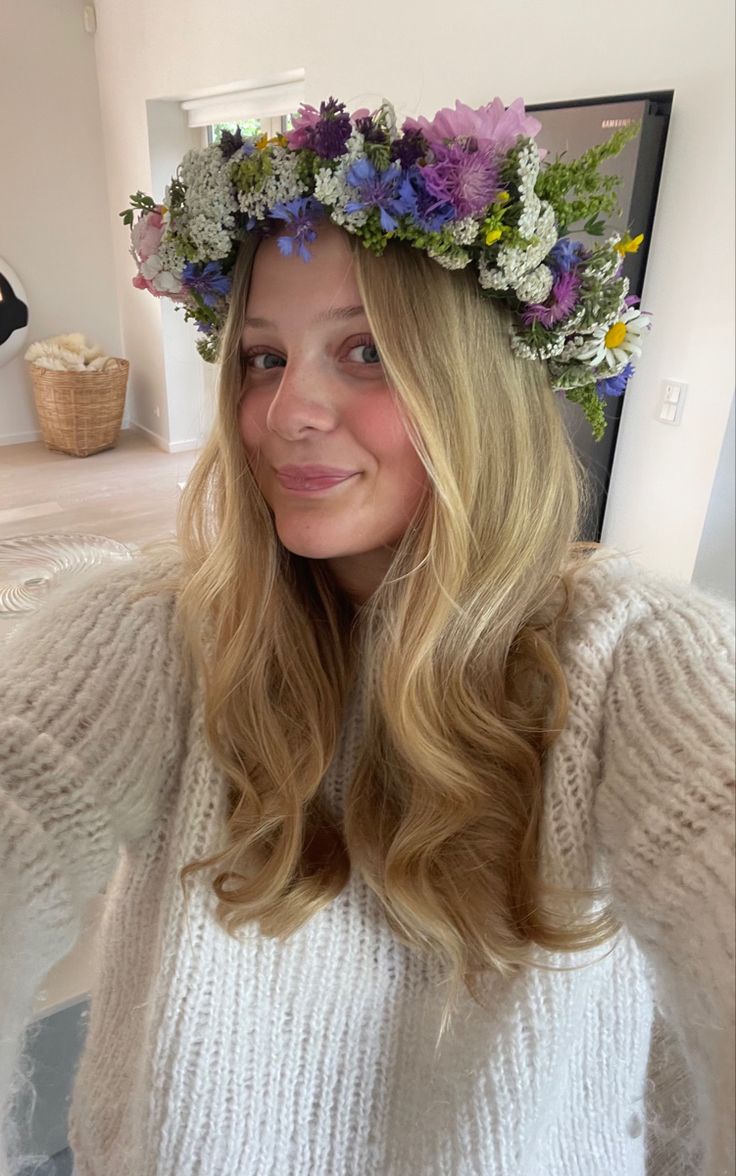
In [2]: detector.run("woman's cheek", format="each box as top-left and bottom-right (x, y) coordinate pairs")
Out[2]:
(238, 391), (266, 452)
(347, 391), (411, 455)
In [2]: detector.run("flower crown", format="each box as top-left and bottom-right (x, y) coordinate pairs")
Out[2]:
(120, 95), (651, 441)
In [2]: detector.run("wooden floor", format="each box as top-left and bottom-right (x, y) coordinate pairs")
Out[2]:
(0, 428), (200, 546)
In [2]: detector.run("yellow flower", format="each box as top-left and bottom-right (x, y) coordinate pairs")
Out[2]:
(615, 232), (644, 256)
(495, 191), (510, 205)
(271, 134), (288, 148)
(604, 321), (627, 349)
(485, 227), (502, 246)
(255, 133), (270, 150)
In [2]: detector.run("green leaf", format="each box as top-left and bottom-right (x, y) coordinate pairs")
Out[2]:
(583, 216), (605, 236)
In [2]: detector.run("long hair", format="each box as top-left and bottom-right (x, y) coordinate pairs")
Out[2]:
(137, 224), (622, 1045)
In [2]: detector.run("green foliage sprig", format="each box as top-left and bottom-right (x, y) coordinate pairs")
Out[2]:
(534, 122), (640, 236)
(119, 190), (156, 226)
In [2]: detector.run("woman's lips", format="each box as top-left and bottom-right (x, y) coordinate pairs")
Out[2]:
(275, 471), (357, 493)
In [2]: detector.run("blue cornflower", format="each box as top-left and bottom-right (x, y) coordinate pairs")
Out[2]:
(269, 197), (326, 262)
(398, 168), (455, 233)
(596, 361), (635, 400)
(344, 159), (411, 232)
(181, 261), (232, 307)
(236, 139), (259, 158)
(549, 238), (587, 273)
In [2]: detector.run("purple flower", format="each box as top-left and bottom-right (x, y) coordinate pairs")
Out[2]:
(596, 362), (635, 400)
(344, 158), (411, 231)
(420, 142), (502, 218)
(398, 168), (455, 232)
(181, 261), (232, 307)
(390, 129), (428, 170)
(402, 97), (545, 156)
(219, 127), (246, 160)
(549, 237), (587, 273)
(520, 270), (582, 328)
(269, 197), (326, 261)
(311, 97), (353, 158)
(354, 114), (391, 149)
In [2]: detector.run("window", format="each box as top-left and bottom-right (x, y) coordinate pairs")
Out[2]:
(205, 112), (296, 148)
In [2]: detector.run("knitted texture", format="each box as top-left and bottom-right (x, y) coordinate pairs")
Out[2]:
(0, 548), (733, 1176)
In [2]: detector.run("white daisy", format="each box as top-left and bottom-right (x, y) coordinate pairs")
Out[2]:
(575, 307), (651, 369)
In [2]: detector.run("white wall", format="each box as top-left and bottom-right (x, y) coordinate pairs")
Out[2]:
(693, 394), (735, 601)
(0, 0), (124, 445)
(87, 0), (734, 585)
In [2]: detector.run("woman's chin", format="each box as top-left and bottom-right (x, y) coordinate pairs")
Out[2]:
(274, 523), (353, 562)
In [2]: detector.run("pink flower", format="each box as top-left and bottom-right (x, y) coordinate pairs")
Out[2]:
(284, 103), (322, 149)
(132, 273), (161, 296)
(402, 97), (546, 158)
(131, 273), (177, 299)
(130, 209), (166, 262)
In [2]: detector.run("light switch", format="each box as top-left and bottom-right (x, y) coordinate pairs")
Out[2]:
(659, 380), (687, 425)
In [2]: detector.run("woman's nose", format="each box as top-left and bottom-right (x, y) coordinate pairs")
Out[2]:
(265, 361), (339, 438)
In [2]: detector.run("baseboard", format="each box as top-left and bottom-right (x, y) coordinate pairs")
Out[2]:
(0, 421), (131, 448)
(0, 427), (45, 446)
(128, 419), (201, 453)
(0, 420), (201, 454)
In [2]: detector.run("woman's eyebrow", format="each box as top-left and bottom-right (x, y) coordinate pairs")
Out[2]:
(242, 305), (367, 330)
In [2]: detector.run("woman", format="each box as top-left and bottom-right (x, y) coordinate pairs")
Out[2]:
(1, 97), (733, 1176)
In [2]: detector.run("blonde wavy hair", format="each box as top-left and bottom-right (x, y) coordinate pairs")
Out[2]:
(139, 224), (622, 1044)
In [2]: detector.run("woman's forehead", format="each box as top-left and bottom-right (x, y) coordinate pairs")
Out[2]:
(245, 227), (361, 324)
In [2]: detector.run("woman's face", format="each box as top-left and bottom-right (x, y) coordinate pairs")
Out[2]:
(238, 221), (429, 603)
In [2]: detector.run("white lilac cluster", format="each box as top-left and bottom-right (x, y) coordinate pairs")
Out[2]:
(175, 147), (239, 260)
(510, 328), (567, 362)
(424, 218), (477, 270)
(514, 263), (554, 304)
(426, 244), (473, 269)
(515, 143), (544, 237)
(236, 144), (308, 220)
(478, 200), (558, 295)
(448, 216), (480, 246)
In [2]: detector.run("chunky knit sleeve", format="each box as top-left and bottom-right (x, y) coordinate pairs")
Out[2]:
(0, 549), (191, 1176)
(594, 571), (735, 1176)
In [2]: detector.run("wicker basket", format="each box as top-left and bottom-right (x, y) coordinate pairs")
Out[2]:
(27, 358), (129, 458)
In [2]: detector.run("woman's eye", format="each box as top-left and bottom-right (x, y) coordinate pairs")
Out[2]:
(245, 352), (285, 371)
(346, 342), (382, 365)
(243, 340), (381, 369)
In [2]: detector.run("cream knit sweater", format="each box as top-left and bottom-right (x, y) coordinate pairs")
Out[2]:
(0, 548), (733, 1176)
